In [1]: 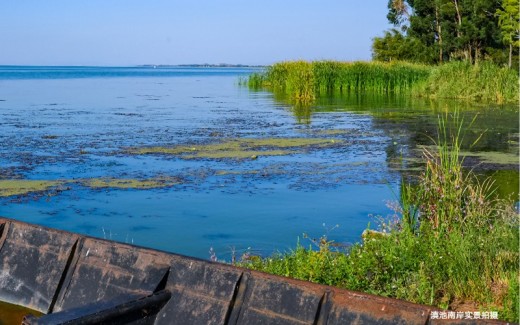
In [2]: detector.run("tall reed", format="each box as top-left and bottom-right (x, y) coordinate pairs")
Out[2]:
(248, 60), (519, 104)
(414, 61), (520, 104)
(248, 60), (431, 101)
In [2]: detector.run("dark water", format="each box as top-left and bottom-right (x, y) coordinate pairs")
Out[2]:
(0, 66), (517, 260)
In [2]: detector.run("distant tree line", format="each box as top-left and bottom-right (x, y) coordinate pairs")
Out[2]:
(372, 0), (519, 68)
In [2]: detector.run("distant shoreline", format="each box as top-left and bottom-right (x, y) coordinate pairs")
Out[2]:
(0, 64), (266, 68)
(139, 64), (266, 68)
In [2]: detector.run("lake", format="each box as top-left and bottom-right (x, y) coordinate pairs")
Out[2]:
(0, 66), (517, 260)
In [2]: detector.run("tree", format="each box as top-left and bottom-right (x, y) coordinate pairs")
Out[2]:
(373, 0), (509, 65)
(387, 0), (410, 29)
(372, 29), (408, 62)
(496, 0), (520, 68)
(458, 0), (503, 65)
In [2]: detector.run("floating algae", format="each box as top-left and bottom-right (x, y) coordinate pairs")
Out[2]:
(0, 177), (181, 198)
(127, 137), (342, 159)
(0, 179), (65, 197)
(461, 151), (519, 165)
(82, 177), (180, 189)
(415, 146), (519, 166)
(311, 129), (354, 136)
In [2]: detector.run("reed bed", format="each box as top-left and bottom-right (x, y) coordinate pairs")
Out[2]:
(248, 60), (431, 101)
(248, 60), (519, 104)
(414, 61), (519, 104)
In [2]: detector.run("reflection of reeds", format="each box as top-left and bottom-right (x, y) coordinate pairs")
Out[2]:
(292, 102), (312, 124)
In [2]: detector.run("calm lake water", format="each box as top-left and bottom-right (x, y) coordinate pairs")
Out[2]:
(0, 66), (517, 260)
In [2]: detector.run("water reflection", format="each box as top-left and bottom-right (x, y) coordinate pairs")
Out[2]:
(292, 102), (312, 124)
(270, 91), (519, 200)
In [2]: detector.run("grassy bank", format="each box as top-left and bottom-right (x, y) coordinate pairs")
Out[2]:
(414, 61), (520, 104)
(248, 60), (519, 104)
(239, 114), (519, 322)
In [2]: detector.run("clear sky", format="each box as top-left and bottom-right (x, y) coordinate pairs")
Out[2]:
(1, 1), (391, 66)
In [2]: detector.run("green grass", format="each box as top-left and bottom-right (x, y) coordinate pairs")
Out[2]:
(248, 60), (519, 104)
(414, 61), (519, 104)
(238, 113), (519, 322)
(249, 60), (430, 102)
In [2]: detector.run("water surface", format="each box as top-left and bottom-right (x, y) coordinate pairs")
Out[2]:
(0, 66), (517, 260)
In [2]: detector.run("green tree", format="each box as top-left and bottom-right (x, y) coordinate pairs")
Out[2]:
(496, 0), (520, 68)
(372, 29), (408, 62)
(458, 0), (503, 64)
(373, 0), (508, 65)
(387, 0), (410, 28)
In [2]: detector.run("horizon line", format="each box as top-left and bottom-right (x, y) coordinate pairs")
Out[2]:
(0, 63), (267, 68)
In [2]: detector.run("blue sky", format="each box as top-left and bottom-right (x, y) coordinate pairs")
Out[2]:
(1, 1), (391, 66)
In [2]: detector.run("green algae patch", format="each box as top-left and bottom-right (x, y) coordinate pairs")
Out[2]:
(83, 177), (180, 190)
(311, 129), (353, 136)
(187, 149), (289, 159)
(0, 179), (65, 197)
(0, 177), (183, 198)
(415, 146), (519, 166)
(462, 151), (519, 165)
(127, 137), (342, 160)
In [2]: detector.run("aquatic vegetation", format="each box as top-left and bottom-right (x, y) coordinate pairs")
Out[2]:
(240, 114), (519, 322)
(414, 61), (519, 104)
(127, 137), (342, 160)
(461, 151), (519, 165)
(249, 60), (519, 104)
(0, 177), (181, 198)
(249, 60), (431, 101)
(310, 129), (355, 136)
(0, 179), (65, 197)
(416, 146), (519, 166)
(187, 150), (288, 160)
(82, 177), (180, 189)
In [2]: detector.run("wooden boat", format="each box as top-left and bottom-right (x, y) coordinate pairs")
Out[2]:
(0, 217), (504, 324)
